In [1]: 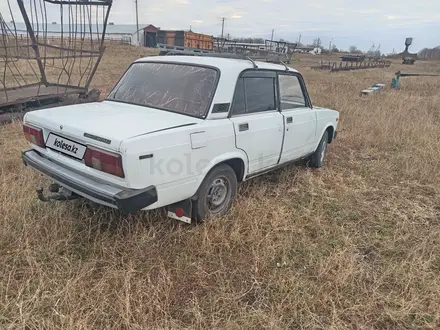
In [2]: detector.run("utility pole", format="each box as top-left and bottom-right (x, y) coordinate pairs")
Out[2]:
(221, 17), (226, 39)
(329, 40), (332, 54)
(298, 34), (301, 45)
(271, 29), (274, 51)
(135, 0), (140, 45)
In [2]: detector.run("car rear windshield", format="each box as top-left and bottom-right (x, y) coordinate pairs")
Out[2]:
(107, 62), (218, 118)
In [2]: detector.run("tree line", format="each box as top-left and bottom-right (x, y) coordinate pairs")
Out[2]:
(418, 46), (440, 60)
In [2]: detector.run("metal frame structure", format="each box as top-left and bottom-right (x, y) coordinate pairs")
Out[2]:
(211, 38), (296, 64)
(402, 38), (417, 65)
(392, 71), (440, 89)
(1, 0), (113, 109)
(311, 60), (391, 72)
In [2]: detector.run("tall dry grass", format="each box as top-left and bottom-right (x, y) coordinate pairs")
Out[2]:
(1, 46), (440, 329)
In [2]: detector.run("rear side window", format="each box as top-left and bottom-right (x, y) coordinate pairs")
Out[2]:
(245, 78), (276, 113)
(230, 78), (246, 115)
(230, 75), (277, 116)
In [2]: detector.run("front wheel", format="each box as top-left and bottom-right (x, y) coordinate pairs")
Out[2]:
(309, 131), (329, 168)
(193, 164), (237, 222)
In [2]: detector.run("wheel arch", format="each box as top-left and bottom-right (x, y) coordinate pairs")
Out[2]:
(314, 123), (335, 151)
(190, 152), (248, 201)
(201, 152), (248, 183)
(326, 125), (335, 143)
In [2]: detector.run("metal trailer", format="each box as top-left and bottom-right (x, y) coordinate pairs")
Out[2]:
(341, 55), (366, 62)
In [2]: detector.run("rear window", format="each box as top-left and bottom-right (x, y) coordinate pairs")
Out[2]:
(107, 62), (218, 118)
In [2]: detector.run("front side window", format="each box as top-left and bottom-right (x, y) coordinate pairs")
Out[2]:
(230, 76), (276, 116)
(107, 62), (218, 118)
(279, 74), (307, 110)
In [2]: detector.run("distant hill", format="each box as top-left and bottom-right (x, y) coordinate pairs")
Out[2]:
(418, 46), (440, 60)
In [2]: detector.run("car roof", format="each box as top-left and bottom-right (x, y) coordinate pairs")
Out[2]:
(135, 55), (299, 74)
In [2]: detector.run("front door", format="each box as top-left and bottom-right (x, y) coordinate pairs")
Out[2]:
(229, 72), (284, 174)
(278, 73), (317, 163)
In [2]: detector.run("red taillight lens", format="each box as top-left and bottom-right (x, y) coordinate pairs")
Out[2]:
(84, 146), (124, 178)
(23, 124), (45, 148)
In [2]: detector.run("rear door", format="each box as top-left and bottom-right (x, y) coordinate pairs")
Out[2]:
(278, 73), (317, 163)
(229, 70), (284, 174)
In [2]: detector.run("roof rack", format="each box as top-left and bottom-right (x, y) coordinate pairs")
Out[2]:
(279, 60), (289, 71)
(245, 56), (258, 69)
(165, 51), (261, 68)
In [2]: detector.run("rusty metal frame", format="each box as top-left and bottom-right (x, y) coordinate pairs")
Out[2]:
(1, 0), (113, 109)
(311, 60), (392, 72)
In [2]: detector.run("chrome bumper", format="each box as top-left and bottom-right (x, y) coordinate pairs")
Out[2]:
(22, 150), (157, 213)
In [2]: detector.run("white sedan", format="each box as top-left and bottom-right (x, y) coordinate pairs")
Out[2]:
(22, 55), (339, 223)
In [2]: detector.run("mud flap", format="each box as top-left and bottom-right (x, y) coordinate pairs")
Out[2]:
(167, 199), (193, 224)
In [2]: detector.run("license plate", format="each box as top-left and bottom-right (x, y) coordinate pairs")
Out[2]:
(46, 133), (86, 159)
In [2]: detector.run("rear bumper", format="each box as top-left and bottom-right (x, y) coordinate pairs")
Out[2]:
(22, 150), (157, 213)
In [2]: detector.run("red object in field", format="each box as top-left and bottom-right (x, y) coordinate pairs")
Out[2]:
(23, 124), (45, 148)
(84, 146), (124, 178)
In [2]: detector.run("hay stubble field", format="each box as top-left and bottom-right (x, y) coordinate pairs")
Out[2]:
(1, 45), (440, 329)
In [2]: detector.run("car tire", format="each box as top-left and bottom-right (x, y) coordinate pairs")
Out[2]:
(309, 131), (329, 168)
(193, 164), (237, 222)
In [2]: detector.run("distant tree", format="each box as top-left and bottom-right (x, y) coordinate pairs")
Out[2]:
(349, 45), (359, 53)
(331, 44), (339, 53)
(312, 38), (321, 47)
(373, 50), (382, 59)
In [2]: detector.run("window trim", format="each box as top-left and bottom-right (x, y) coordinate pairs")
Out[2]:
(105, 61), (221, 120)
(277, 72), (313, 110)
(228, 69), (279, 118)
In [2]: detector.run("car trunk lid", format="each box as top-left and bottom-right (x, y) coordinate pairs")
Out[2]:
(24, 100), (201, 151)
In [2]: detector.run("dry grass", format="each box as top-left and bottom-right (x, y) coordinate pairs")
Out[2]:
(1, 45), (440, 329)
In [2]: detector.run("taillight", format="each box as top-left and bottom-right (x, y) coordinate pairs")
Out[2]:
(84, 146), (124, 178)
(23, 124), (45, 148)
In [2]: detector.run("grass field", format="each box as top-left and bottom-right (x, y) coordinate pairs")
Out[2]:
(1, 45), (440, 329)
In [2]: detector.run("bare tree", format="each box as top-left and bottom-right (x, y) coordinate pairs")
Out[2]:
(419, 46), (440, 60)
(349, 45), (359, 53)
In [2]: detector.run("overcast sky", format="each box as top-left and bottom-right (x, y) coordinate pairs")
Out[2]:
(3, 0), (439, 53)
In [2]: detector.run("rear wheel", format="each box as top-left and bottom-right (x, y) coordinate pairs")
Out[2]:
(309, 131), (329, 168)
(193, 164), (237, 222)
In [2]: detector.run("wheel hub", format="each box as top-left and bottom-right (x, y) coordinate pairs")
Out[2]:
(321, 139), (327, 163)
(208, 178), (228, 208)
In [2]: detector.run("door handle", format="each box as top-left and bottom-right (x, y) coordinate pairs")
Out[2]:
(239, 123), (249, 132)
(286, 117), (293, 124)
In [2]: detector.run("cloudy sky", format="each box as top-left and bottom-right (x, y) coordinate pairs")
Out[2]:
(3, 0), (440, 53)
